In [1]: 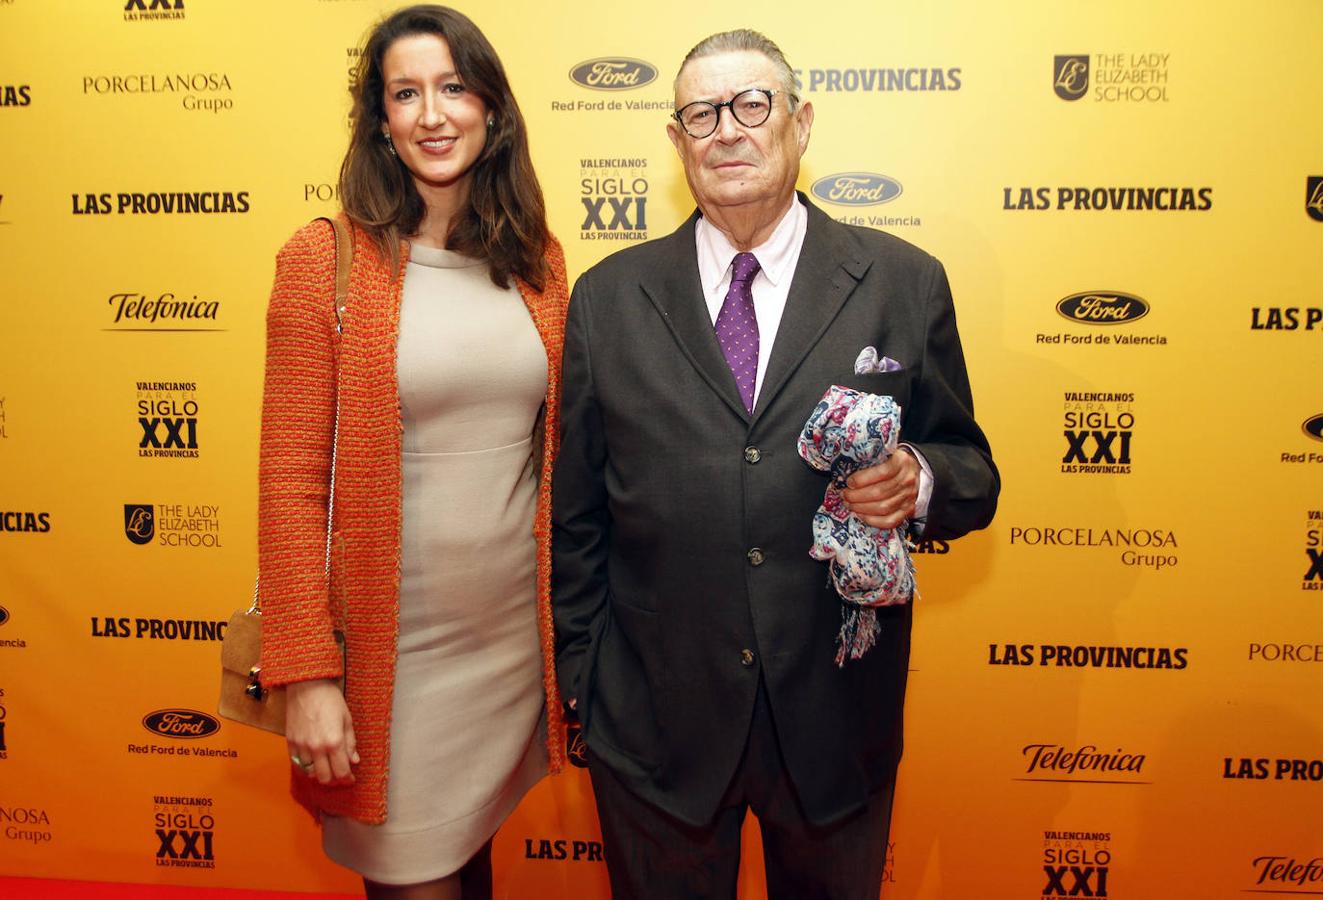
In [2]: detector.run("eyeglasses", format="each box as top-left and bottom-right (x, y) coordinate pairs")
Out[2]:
(673, 89), (781, 139)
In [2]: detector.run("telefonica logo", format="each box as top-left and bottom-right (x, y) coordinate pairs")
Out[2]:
(1020, 742), (1147, 778)
(1056, 291), (1149, 325)
(1250, 856), (1323, 890)
(1304, 415), (1323, 441)
(810, 173), (902, 206)
(568, 58), (658, 91)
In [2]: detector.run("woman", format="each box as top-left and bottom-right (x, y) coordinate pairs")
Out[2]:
(256, 6), (567, 898)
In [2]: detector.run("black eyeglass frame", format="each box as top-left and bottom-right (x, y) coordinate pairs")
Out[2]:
(672, 88), (783, 138)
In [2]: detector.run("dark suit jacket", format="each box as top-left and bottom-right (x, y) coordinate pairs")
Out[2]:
(552, 196), (999, 827)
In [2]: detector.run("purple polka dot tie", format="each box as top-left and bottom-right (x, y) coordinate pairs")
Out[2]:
(715, 252), (761, 412)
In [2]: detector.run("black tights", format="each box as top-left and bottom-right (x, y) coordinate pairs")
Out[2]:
(363, 839), (493, 900)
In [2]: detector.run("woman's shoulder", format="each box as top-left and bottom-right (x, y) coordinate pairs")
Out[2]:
(267, 218), (343, 318)
(276, 216), (339, 262)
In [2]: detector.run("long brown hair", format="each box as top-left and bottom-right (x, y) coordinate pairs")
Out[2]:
(339, 5), (549, 289)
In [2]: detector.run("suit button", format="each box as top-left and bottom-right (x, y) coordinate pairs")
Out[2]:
(747, 548), (765, 566)
(740, 649), (755, 667)
(744, 446), (761, 464)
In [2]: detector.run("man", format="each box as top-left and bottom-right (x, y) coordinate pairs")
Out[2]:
(552, 29), (998, 900)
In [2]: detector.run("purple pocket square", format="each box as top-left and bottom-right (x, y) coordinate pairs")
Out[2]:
(854, 346), (904, 374)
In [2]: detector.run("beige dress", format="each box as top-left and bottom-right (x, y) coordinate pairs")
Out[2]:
(322, 243), (548, 884)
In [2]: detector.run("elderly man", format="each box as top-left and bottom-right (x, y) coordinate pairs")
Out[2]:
(552, 29), (998, 899)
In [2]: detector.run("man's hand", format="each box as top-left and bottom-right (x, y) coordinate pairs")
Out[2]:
(286, 679), (359, 785)
(842, 449), (920, 530)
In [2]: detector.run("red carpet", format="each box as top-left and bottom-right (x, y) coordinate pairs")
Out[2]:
(0, 879), (359, 899)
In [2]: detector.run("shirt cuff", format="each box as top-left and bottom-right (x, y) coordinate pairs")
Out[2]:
(899, 442), (933, 527)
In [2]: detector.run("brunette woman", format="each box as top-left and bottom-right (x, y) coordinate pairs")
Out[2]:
(256, 6), (567, 898)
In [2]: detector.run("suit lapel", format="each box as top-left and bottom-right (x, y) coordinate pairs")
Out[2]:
(639, 213), (752, 422)
(754, 199), (871, 419)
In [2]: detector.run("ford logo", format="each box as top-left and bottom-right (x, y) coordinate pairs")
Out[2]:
(1304, 415), (1323, 441)
(568, 58), (658, 91)
(1056, 291), (1150, 325)
(810, 172), (903, 206)
(142, 708), (220, 740)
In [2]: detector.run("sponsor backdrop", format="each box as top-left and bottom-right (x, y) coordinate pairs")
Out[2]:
(1, 0), (1321, 897)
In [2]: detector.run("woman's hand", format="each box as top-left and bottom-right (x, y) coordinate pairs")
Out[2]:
(285, 679), (359, 785)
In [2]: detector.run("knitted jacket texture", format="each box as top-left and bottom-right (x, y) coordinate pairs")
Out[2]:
(258, 217), (568, 823)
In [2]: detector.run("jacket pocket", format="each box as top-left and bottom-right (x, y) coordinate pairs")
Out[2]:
(583, 598), (667, 773)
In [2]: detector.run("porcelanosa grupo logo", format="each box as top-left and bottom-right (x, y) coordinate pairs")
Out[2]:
(1053, 55), (1089, 100)
(810, 173), (902, 207)
(1009, 524), (1178, 572)
(1248, 641), (1323, 663)
(83, 72), (230, 113)
(1308, 177), (1323, 222)
(0, 805), (52, 847)
(569, 58), (657, 91)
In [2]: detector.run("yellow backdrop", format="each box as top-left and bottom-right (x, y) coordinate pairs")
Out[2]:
(2, 0), (1321, 897)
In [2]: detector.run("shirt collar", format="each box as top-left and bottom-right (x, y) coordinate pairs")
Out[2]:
(695, 195), (806, 292)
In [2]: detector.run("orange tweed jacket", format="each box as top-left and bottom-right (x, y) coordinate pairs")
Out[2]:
(257, 216), (568, 823)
